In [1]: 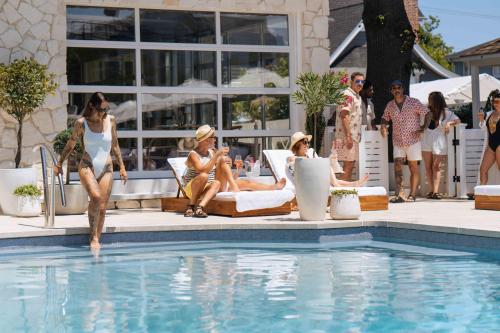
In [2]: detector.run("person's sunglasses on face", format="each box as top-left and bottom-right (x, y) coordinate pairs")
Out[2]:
(355, 79), (365, 85)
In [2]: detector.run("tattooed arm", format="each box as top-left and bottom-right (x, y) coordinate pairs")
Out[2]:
(110, 116), (128, 183)
(54, 119), (83, 175)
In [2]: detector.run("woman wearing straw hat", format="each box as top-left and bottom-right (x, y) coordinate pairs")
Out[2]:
(286, 131), (368, 187)
(183, 125), (286, 217)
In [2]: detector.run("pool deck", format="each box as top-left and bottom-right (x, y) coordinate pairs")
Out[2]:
(0, 199), (498, 241)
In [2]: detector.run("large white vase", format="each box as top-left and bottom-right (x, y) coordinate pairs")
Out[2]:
(0, 168), (37, 216)
(55, 184), (88, 215)
(330, 194), (361, 220)
(294, 158), (330, 221)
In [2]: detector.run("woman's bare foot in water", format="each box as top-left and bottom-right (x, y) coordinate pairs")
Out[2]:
(90, 236), (101, 249)
(275, 178), (286, 190)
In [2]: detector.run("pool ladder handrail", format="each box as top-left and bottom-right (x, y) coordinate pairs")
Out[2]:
(34, 144), (66, 228)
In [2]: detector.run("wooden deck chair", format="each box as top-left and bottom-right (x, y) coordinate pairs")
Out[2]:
(161, 157), (294, 217)
(263, 149), (389, 211)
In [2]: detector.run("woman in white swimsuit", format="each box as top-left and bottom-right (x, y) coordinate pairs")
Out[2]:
(54, 92), (127, 249)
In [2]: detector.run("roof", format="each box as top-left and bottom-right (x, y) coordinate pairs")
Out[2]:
(448, 38), (500, 60)
(330, 22), (458, 79)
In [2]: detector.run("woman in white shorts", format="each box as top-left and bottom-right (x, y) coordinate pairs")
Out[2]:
(421, 91), (460, 199)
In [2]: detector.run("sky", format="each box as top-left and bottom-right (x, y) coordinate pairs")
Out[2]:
(418, 0), (499, 53)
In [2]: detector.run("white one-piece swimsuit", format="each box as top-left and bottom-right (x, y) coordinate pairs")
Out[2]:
(83, 117), (112, 178)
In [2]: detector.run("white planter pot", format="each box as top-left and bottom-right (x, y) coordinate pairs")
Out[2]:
(0, 168), (37, 216)
(294, 158), (330, 221)
(15, 196), (41, 217)
(55, 184), (88, 215)
(330, 194), (361, 220)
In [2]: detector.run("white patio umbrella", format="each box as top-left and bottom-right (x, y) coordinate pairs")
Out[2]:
(410, 73), (500, 106)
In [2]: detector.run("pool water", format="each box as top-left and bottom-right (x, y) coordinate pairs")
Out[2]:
(1, 241), (499, 332)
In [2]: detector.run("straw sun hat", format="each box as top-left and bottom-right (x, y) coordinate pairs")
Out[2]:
(195, 125), (215, 142)
(289, 131), (312, 151)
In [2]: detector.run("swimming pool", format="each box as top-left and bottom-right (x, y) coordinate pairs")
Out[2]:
(1, 240), (499, 332)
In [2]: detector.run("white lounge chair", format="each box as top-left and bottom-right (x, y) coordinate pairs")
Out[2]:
(474, 185), (500, 211)
(263, 149), (388, 211)
(161, 157), (295, 217)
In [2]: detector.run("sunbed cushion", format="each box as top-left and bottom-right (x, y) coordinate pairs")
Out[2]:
(474, 185), (500, 196)
(215, 190), (295, 212)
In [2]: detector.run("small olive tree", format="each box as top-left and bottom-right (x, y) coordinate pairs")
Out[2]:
(0, 58), (58, 168)
(292, 71), (348, 153)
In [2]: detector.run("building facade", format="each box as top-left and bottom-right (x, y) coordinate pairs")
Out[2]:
(0, 0), (331, 178)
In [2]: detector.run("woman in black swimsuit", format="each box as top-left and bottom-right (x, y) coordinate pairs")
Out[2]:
(479, 90), (500, 185)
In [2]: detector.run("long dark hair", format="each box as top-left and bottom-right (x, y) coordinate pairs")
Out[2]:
(82, 92), (107, 119)
(360, 80), (373, 108)
(428, 91), (447, 121)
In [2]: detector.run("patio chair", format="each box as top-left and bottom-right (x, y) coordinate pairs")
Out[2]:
(161, 157), (294, 217)
(263, 149), (389, 211)
(474, 185), (500, 211)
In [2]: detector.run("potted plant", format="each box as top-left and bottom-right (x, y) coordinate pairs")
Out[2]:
(330, 189), (361, 220)
(13, 184), (42, 217)
(53, 128), (88, 214)
(0, 58), (57, 215)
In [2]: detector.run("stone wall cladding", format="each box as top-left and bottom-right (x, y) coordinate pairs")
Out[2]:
(0, 0), (67, 168)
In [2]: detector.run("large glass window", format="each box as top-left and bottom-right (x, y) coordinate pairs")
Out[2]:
(142, 94), (217, 130)
(68, 93), (137, 130)
(141, 50), (216, 87)
(140, 10), (216, 44)
(222, 95), (289, 130)
(222, 136), (290, 166)
(221, 13), (288, 46)
(143, 138), (185, 171)
(114, 138), (138, 171)
(67, 6), (135, 41)
(222, 52), (289, 88)
(67, 48), (135, 85)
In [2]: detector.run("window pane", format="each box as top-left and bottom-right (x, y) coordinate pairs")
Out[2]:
(221, 13), (288, 46)
(222, 52), (289, 88)
(142, 94), (217, 130)
(68, 93), (137, 130)
(68, 48), (135, 85)
(140, 10), (215, 43)
(114, 138), (138, 171)
(143, 138), (188, 171)
(141, 50), (215, 87)
(222, 95), (289, 130)
(222, 136), (290, 167)
(67, 6), (135, 41)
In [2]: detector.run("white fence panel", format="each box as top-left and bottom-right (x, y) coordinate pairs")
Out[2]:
(358, 126), (389, 190)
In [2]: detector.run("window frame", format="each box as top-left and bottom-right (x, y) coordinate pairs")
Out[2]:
(67, 7), (297, 179)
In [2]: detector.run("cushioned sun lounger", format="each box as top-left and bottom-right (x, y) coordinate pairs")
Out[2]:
(474, 185), (500, 211)
(161, 157), (294, 217)
(263, 149), (389, 211)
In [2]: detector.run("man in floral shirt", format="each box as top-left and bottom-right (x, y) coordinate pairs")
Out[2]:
(380, 80), (429, 203)
(334, 72), (365, 180)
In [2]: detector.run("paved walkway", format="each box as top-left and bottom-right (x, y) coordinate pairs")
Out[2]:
(0, 199), (498, 240)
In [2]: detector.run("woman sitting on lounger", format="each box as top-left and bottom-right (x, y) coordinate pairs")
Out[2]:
(183, 125), (286, 218)
(286, 131), (368, 187)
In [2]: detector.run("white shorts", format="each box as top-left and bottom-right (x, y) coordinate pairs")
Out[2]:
(421, 129), (447, 155)
(393, 142), (422, 161)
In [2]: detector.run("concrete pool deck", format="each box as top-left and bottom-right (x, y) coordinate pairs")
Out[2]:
(0, 199), (498, 241)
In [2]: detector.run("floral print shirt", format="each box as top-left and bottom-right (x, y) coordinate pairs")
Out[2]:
(334, 87), (363, 143)
(382, 96), (429, 147)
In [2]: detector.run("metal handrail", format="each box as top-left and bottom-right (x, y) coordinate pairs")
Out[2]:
(34, 144), (66, 227)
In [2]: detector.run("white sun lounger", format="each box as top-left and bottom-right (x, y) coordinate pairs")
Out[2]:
(474, 185), (500, 211)
(263, 149), (388, 211)
(161, 157), (294, 217)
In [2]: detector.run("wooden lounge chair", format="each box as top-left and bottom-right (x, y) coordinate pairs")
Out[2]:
(161, 157), (294, 217)
(263, 149), (389, 211)
(474, 185), (500, 211)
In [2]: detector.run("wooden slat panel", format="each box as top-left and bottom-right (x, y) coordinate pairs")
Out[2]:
(475, 195), (500, 211)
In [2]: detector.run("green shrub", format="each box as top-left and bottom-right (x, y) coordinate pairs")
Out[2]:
(13, 184), (42, 197)
(331, 189), (358, 197)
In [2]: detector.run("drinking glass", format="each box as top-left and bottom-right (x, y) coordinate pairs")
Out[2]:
(234, 154), (243, 169)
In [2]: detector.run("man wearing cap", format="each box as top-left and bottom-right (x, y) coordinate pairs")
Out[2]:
(380, 80), (429, 203)
(334, 72), (365, 181)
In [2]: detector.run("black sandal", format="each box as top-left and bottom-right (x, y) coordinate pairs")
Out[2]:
(390, 196), (405, 203)
(425, 192), (434, 199)
(193, 205), (208, 218)
(432, 193), (443, 200)
(407, 195), (417, 202)
(184, 205), (194, 217)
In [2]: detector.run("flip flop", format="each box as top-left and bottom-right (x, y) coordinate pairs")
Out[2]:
(390, 196), (405, 203)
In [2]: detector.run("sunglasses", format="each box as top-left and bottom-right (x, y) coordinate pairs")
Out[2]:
(301, 139), (310, 145)
(354, 79), (365, 85)
(97, 106), (110, 113)
(391, 86), (402, 91)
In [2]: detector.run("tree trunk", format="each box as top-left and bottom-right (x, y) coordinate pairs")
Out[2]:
(362, 0), (416, 121)
(15, 119), (23, 168)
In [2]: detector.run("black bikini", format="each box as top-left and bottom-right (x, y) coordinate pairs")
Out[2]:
(486, 113), (500, 151)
